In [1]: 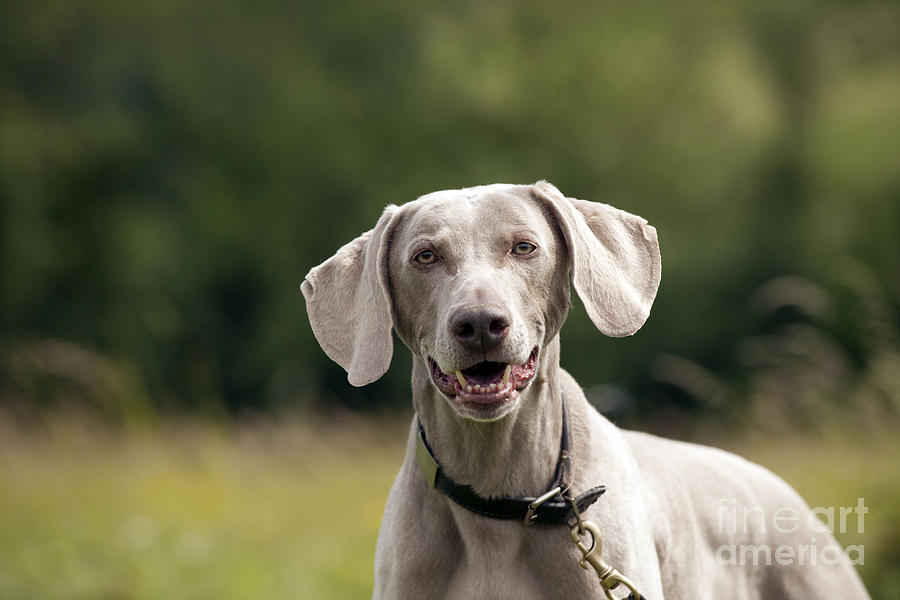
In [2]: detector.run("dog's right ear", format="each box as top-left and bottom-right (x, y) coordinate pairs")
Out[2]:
(301, 206), (399, 387)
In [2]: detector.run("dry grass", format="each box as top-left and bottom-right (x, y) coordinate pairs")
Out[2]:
(0, 411), (897, 599)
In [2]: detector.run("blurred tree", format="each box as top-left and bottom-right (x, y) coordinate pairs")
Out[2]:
(1, 0), (898, 416)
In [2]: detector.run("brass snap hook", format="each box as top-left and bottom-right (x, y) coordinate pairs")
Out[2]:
(569, 520), (642, 600)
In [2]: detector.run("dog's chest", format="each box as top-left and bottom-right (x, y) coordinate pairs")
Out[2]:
(438, 509), (605, 598)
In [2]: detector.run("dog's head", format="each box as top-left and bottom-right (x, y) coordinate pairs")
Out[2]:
(302, 181), (661, 421)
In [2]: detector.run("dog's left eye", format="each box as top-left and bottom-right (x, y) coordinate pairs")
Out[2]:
(512, 241), (537, 256)
(414, 249), (438, 264)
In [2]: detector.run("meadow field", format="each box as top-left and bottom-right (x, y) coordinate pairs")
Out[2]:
(1, 411), (897, 599)
(3, 1), (899, 598)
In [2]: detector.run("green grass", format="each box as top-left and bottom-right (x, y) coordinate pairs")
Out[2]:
(0, 413), (897, 599)
(0, 414), (405, 600)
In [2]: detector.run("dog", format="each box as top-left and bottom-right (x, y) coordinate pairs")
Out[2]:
(302, 182), (870, 599)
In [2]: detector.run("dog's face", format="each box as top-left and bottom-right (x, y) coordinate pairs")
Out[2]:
(386, 187), (571, 421)
(302, 181), (661, 421)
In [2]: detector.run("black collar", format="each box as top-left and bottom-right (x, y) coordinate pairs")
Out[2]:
(415, 394), (605, 526)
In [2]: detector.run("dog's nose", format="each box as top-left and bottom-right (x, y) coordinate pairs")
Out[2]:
(450, 304), (511, 351)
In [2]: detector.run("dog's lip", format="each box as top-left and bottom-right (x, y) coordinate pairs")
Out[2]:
(453, 391), (519, 421)
(427, 347), (539, 402)
(456, 381), (516, 405)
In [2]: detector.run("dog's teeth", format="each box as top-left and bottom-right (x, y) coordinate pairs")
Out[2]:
(467, 385), (472, 393)
(502, 365), (511, 385)
(456, 371), (467, 387)
(474, 385), (482, 392)
(489, 383), (497, 392)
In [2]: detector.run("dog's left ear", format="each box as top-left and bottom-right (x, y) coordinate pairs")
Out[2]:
(301, 205), (400, 386)
(533, 181), (661, 337)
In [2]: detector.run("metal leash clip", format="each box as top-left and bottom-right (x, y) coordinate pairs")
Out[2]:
(569, 520), (643, 600)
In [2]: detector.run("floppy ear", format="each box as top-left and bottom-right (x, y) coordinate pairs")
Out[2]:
(301, 206), (399, 386)
(533, 181), (661, 337)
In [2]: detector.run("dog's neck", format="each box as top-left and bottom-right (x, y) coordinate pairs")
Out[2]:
(411, 337), (564, 499)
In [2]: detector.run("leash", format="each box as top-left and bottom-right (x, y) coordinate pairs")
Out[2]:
(415, 395), (646, 600)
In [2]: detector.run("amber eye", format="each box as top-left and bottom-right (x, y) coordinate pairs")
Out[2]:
(512, 241), (537, 256)
(414, 249), (437, 264)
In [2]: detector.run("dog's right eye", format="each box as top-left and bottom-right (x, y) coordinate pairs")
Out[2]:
(413, 249), (438, 265)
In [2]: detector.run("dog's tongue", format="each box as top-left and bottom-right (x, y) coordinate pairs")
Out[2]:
(461, 361), (507, 385)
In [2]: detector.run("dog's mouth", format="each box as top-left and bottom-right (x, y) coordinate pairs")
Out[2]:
(427, 347), (539, 409)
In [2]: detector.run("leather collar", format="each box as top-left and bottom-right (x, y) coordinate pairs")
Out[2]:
(415, 394), (605, 526)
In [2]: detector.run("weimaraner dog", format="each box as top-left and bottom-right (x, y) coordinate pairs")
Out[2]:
(302, 182), (870, 599)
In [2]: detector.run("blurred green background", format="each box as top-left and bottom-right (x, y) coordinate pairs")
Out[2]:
(1, 0), (899, 598)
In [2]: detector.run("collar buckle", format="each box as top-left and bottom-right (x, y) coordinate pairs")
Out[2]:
(523, 486), (563, 526)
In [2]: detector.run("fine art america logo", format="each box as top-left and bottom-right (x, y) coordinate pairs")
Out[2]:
(715, 498), (867, 567)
